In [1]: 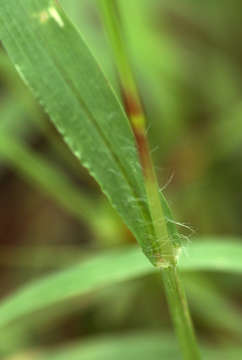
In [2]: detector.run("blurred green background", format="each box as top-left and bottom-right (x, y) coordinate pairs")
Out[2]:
(0, 0), (241, 358)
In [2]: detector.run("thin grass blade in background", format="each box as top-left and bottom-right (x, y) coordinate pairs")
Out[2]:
(15, 332), (242, 360)
(0, 238), (241, 330)
(0, 134), (97, 224)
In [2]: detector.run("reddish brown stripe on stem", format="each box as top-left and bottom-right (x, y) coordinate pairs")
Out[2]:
(121, 88), (154, 181)
(133, 126), (153, 180)
(121, 89), (142, 117)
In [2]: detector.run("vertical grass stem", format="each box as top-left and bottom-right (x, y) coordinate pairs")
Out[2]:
(98, 1), (202, 359)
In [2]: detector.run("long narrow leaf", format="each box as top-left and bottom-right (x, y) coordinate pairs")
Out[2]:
(41, 333), (178, 360)
(0, 238), (241, 329)
(0, 0), (158, 264)
(29, 332), (242, 360)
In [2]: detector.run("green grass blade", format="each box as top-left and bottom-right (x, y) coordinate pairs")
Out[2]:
(180, 238), (242, 273)
(40, 333), (178, 360)
(184, 274), (242, 337)
(28, 332), (242, 360)
(0, 0), (156, 264)
(0, 133), (97, 224)
(0, 238), (241, 329)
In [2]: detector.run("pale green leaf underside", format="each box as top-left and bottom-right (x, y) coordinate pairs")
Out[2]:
(0, 238), (241, 329)
(0, 0), (158, 263)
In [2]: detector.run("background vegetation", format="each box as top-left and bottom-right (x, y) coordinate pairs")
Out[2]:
(0, 0), (241, 358)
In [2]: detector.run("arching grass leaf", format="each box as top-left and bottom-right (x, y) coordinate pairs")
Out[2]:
(25, 332), (242, 360)
(0, 0), (157, 264)
(0, 238), (241, 329)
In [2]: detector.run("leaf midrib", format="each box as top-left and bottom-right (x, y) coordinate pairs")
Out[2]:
(10, 0), (154, 239)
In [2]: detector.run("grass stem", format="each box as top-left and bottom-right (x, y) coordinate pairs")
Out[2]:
(98, 0), (175, 268)
(162, 267), (201, 359)
(98, 1), (202, 358)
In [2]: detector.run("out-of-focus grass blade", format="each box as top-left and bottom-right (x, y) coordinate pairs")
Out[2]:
(0, 133), (97, 224)
(185, 274), (242, 337)
(180, 238), (242, 273)
(117, 0), (187, 154)
(23, 332), (242, 360)
(0, 134), (125, 246)
(40, 333), (178, 360)
(0, 238), (241, 329)
(215, 101), (242, 157)
(0, 245), (85, 269)
(0, 0), (156, 264)
(0, 52), (41, 140)
(0, 246), (151, 330)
